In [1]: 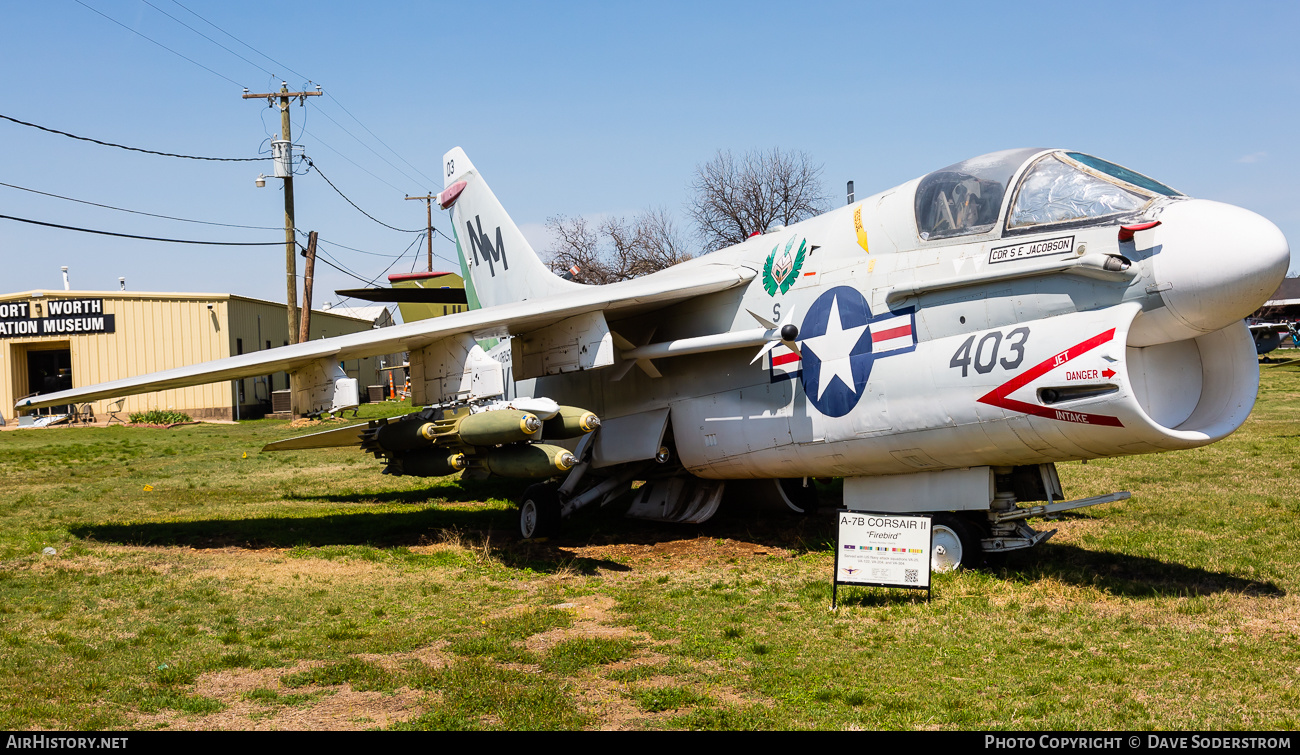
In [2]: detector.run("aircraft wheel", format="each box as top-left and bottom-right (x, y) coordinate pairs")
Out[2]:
(518, 483), (561, 540)
(778, 478), (819, 515)
(930, 513), (980, 572)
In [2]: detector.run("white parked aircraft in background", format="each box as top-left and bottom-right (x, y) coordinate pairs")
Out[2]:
(21, 147), (1289, 570)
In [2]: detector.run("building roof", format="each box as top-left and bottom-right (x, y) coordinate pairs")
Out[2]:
(1263, 277), (1300, 307)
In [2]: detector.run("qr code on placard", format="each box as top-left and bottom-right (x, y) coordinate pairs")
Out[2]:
(904, 569), (918, 583)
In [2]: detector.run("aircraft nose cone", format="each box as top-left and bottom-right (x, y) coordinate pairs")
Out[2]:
(1151, 199), (1290, 334)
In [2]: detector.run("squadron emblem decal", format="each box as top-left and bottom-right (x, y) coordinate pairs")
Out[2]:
(762, 235), (807, 296)
(797, 286), (916, 417)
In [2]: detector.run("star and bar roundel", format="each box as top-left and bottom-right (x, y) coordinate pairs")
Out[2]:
(771, 286), (916, 418)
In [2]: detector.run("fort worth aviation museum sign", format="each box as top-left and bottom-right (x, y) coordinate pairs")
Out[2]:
(0, 299), (116, 338)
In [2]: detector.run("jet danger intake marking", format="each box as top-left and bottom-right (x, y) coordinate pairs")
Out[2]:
(977, 329), (1123, 427)
(797, 286), (915, 418)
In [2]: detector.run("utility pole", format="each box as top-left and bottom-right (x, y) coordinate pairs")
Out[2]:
(243, 82), (322, 343)
(299, 231), (318, 344)
(406, 193), (436, 272)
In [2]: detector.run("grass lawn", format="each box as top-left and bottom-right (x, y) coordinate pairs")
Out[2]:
(1, 367), (1298, 731)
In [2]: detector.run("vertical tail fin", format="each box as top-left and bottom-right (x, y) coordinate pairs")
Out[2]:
(442, 147), (580, 309)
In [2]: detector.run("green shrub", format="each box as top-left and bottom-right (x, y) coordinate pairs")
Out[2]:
(129, 409), (193, 425)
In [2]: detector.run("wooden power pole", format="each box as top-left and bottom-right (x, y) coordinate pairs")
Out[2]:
(243, 82), (322, 344)
(298, 231), (318, 344)
(406, 193), (436, 272)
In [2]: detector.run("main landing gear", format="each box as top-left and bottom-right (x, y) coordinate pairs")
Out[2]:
(930, 513), (982, 572)
(518, 483), (561, 540)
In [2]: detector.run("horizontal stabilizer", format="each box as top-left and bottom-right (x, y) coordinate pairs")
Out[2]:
(334, 287), (469, 304)
(262, 422), (370, 452)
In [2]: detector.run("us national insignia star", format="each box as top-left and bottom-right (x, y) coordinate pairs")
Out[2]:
(797, 286), (918, 418)
(799, 287), (873, 417)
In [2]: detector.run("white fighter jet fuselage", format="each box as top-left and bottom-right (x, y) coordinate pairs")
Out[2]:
(21, 146), (1290, 564)
(507, 148), (1287, 483)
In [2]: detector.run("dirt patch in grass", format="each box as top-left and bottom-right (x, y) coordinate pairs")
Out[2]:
(561, 535), (794, 570)
(287, 418), (351, 430)
(133, 657), (432, 730)
(13, 552), (124, 576)
(355, 643), (455, 673)
(526, 595), (638, 654)
(193, 660), (322, 698)
(571, 667), (654, 730)
(137, 685), (425, 731)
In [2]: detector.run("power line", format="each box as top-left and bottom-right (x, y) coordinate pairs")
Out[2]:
(0, 180), (282, 230)
(0, 214), (282, 245)
(299, 127), (406, 193)
(0, 113), (268, 162)
(322, 94), (438, 186)
(140, 0), (276, 79)
(310, 251), (372, 285)
(87, 0), (432, 216)
(305, 102), (427, 189)
(297, 230), (400, 259)
(164, 2), (432, 192)
(73, 0), (247, 89)
(303, 156), (422, 233)
(313, 231), (458, 266)
(319, 232), (425, 296)
(300, 227), (459, 269)
(169, 0), (310, 83)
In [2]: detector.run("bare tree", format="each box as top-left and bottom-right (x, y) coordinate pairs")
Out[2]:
(546, 208), (692, 284)
(686, 148), (829, 251)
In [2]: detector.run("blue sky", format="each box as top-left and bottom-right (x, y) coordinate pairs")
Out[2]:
(3, 1), (1297, 316)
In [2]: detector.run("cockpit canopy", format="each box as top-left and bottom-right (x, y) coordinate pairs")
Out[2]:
(914, 148), (1181, 241)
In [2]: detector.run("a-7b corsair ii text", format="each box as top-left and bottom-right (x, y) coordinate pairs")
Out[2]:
(23, 147), (1289, 570)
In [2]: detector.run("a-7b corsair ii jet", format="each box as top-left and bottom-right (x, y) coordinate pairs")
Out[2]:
(22, 147), (1289, 570)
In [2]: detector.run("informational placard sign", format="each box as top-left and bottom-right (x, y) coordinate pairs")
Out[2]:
(833, 511), (932, 606)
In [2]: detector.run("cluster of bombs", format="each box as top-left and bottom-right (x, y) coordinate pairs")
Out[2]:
(360, 403), (600, 479)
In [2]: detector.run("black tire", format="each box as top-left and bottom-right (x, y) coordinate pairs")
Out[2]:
(778, 478), (819, 515)
(518, 483), (561, 540)
(930, 513), (981, 572)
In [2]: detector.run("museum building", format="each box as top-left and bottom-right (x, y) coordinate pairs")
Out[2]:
(1, 289), (398, 423)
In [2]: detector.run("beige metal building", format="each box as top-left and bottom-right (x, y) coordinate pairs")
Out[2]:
(1, 290), (397, 423)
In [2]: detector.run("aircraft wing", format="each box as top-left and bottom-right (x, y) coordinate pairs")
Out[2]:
(1248, 321), (1292, 333)
(17, 261), (755, 410)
